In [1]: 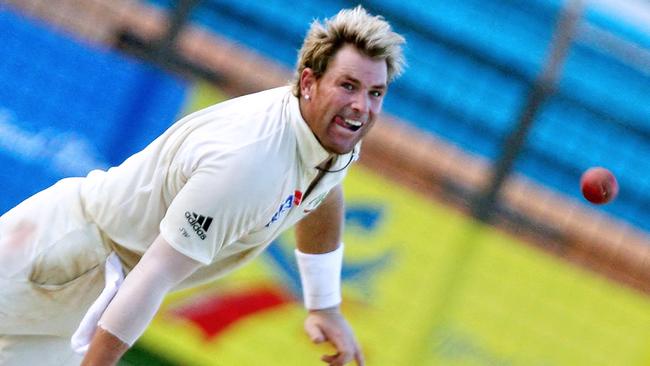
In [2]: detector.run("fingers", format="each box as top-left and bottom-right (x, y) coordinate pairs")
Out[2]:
(305, 319), (326, 343)
(305, 311), (364, 365)
(322, 352), (344, 366)
(320, 340), (363, 366)
(354, 347), (365, 366)
(321, 353), (338, 363)
(320, 350), (363, 366)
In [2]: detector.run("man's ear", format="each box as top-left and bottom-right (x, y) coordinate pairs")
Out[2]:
(300, 68), (316, 97)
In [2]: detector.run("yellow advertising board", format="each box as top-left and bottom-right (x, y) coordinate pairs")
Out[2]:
(129, 83), (650, 365)
(135, 165), (650, 366)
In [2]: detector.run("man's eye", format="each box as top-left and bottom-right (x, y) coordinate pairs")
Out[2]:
(342, 83), (354, 91)
(371, 90), (383, 97)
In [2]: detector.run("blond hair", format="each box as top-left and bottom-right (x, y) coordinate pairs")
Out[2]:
(292, 6), (406, 97)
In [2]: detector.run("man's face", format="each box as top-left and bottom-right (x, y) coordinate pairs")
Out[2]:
(300, 44), (388, 155)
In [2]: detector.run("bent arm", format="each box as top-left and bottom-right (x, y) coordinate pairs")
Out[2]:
(294, 185), (365, 365)
(81, 234), (203, 366)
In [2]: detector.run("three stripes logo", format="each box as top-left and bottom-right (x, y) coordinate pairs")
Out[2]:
(185, 212), (213, 240)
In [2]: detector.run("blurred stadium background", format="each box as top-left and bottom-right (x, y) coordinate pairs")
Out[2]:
(2, 0), (650, 364)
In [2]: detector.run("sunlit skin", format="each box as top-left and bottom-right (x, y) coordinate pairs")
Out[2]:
(299, 44), (388, 156)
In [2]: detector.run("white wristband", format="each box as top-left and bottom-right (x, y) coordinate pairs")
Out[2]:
(295, 244), (344, 310)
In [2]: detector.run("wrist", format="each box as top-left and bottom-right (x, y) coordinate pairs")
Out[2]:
(295, 244), (344, 310)
(308, 305), (341, 314)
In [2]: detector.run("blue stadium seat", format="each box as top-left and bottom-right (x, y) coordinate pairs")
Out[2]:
(142, 0), (650, 234)
(0, 8), (188, 213)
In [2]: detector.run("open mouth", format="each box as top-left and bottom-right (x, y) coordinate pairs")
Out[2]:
(334, 115), (363, 132)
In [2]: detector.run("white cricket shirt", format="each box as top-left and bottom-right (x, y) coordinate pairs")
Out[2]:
(80, 87), (357, 287)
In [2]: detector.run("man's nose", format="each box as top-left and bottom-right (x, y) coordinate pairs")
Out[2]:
(351, 92), (370, 115)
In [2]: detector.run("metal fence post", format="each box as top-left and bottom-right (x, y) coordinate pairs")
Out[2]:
(472, 0), (585, 223)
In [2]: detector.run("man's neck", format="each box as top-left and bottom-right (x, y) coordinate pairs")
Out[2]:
(316, 156), (335, 170)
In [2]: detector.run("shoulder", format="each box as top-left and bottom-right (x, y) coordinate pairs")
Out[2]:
(198, 86), (291, 120)
(193, 87), (293, 145)
(173, 87), (297, 171)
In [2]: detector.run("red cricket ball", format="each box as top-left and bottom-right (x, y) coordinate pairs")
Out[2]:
(580, 167), (618, 205)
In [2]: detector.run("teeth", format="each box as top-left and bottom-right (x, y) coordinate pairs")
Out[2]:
(345, 119), (362, 127)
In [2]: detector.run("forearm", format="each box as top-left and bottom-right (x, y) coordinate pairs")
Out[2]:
(80, 328), (129, 366)
(294, 186), (346, 310)
(79, 255), (170, 365)
(80, 235), (202, 365)
(94, 260), (169, 348)
(295, 185), (344, 253)
(295, 187), (364, 364)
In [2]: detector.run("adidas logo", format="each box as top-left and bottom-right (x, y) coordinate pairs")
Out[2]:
(184, 211), (213, 240)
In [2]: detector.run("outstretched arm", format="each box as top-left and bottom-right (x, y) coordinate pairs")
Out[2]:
(295, 185), (365, 366)
(81, 234), (202, 366)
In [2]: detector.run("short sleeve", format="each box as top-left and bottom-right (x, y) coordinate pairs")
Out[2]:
(159, 156), (260, 265)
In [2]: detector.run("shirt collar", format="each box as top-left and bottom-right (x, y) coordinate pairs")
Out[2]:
(286, 89), (356, 171)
